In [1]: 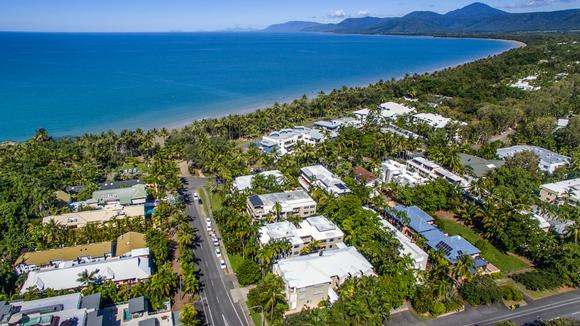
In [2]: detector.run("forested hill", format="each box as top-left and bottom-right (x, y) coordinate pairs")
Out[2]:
(263, 2), (580, 34)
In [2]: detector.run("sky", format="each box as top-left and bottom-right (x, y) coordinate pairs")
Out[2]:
(0, 0), (578, 32)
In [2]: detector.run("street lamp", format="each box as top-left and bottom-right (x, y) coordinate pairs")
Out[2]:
(248, 305), (265, 326)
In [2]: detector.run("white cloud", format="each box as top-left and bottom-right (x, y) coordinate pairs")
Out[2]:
(505, 0), (576, 8)
(328, 9), (347, 19)
(358, 10), (371, 17)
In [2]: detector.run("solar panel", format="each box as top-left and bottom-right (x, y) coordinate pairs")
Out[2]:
(435, 241), (453, 256)
(335, 183), (348, 190)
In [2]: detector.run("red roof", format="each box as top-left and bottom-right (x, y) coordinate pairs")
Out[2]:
(352, 166), (378, 183)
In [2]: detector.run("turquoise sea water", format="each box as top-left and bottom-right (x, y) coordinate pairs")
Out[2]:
(0, 32), (515, 141)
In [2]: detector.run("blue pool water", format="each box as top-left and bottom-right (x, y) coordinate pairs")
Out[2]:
(0, 32), (515, 140)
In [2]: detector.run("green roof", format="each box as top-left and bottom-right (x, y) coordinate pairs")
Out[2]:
(92, 184), (147, 206)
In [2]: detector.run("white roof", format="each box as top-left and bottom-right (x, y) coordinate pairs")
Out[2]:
(541, 178), (580, 194)
(413, 113), (453, 128)
(497, 145), (570, 166)
(380, 219), (428, 270)
(353, 108), (370, 117)
(233, 170), (284, 191)
(259, 216), (343, 246)
(301, 165), (351, 195)
(275, 246), (374, 288)
(378, 102), (416, 118)
(21, 255), (151, 293)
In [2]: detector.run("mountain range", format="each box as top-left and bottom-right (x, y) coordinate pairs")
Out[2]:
(263, 2), (580, 34)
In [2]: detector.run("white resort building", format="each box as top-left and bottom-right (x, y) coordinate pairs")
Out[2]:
(412, 113), (455, 129)
(258, 126), (326, 156)
(497, 145), (570, 174)
(299, 165), (351, 195)
(247, 190), (317, 219)
(381, 159), (428, 187)
(273, 246), (374, 312)
(406, 157), (469, 187)
(258, 216), (345, 256)
(540, 178), (580, 207)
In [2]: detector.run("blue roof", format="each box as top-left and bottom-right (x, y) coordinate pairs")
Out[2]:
(474, 256), (489, 268)
(390, 205), (436, 233)
(429, 235), (481, 264)
(421, 228), (447, 243)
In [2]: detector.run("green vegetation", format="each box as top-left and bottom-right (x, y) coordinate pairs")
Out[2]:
(435, 218), (529, 273)
(460, 276), (503, 306)
(511, 270), (564, 291)
(247, 273), (289, 325)
(500, 285), (524, 302)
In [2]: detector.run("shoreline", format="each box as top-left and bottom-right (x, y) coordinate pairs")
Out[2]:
(159, 36), (523, 133)
(2, 34), (522, 142)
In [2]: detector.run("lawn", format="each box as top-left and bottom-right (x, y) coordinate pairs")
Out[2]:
(229, 253), (245, 273)
(435, 218), (530, 274)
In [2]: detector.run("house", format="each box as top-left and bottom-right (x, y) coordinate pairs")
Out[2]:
(540, 178), (580, 207)
(377, 102), (416, 120)
(100, 297), (175, 326)
(299, 165), (351, 195)
(459, 153), (504, 178)
(381, 160), (428, 187)
(407, 157), (469, 187)
(510, 75), (540, 91)
(20, 249), (151, 293)
(497, 145), (570, 174)
(247, 190), (317, 220)
(259, 216), (345, 256)
(273, 246), (374, 312)
(388, 205), (498, 274)
(352, 166), (379, 188)
(15, 232), (147, 275)
(379, 219), (428, 271)
(233, 170), (285, 191)
(0, 293), (102, 326)
(412, 113), (454, 129)
(88, 184), (147, 208)
(258, 126), (326, 156)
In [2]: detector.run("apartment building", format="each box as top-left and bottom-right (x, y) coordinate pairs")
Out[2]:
(258, 126), (326, 156)
(273, 246), (374, 312)
(259, 216), (345, 256)
(247, 190), (317, 219)
(299, 165), (351, 195)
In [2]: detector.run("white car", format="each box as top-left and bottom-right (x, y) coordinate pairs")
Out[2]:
(219, 259), (226, 270)
(215, 248), (221, 258)
(212, 237), (219, 246)
(206, 225), (212, 232)
(206, 218), (211, 223)
(193, 192), (200, 202)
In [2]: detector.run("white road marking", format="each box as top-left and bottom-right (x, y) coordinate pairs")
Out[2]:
(464, 296), (580, 326)
(202, 291), (216, 326)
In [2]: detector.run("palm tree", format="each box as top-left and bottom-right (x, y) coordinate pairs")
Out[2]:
(451, 255), (474, 288)
(77, 269), (99, 287)
(273, 202), (282, 222)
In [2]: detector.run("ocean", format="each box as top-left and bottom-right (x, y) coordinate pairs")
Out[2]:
(0, 32), (516, 141)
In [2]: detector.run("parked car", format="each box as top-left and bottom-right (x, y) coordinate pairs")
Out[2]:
(206, 225), (212, 231)
(219, 259), (226, 269)
(193, 192), (200, 202)
(206, 218), (211, 224)
(212, 237), (219, 246)
(215, 248), (221, 258)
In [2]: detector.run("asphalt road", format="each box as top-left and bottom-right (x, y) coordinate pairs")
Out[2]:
(389, 289), (580, 326)
(183, 177), (250, 326)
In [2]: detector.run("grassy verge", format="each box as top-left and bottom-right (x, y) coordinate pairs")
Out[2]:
(497, 278), (575, 300)
(250, 312), (264, 326)
(229, 253), (244, 273)
(435, 218), (530, 273)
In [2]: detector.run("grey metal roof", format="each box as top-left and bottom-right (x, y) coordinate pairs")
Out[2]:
(459, 153), (504, 178)
(99, 179), (142, 190)
(128, 297), (147, 314)
(80, 293), (101, 310)
(497, 145), (570, 165)
(138, 318), (158, 326)
(86, 310), (103, 326)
